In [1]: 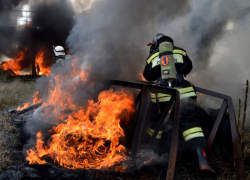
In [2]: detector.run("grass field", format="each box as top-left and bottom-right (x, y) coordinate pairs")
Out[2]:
(0, 80), (35, 111)
(0, 78), (249, 179)
(0, 79), (35, 171)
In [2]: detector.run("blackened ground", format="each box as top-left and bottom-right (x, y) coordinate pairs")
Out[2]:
(0, 143), (248, 180)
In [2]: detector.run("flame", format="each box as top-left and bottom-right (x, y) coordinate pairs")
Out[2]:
(0, 48), (27, 75)
(137, 73), (146, 81)
(26, 89), (135, 169)
(26, 57), (135, 170)
(17, 91), (42, 110)
(0, 48), (51, 76)
(35, 49), (51, 76)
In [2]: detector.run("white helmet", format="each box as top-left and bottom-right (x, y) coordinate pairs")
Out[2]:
(53, 45), (65, 56)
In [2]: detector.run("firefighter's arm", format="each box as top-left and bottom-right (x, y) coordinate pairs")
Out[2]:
(143, 53), (158, 81)
(143, 63), (157, 81)
(174, 49), (193, 76)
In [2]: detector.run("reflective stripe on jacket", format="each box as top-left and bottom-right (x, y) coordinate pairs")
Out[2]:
(54, 54), (72, 64)
(146, 48), (187, 66)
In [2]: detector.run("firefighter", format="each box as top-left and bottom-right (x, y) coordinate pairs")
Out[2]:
(143, 33), (215, 173)
(53, 45), (72, 64)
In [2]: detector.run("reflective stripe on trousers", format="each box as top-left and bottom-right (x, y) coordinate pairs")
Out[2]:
(147, 127), (163, 139)
(151, 86), (196, 102)
(183, 127), (204, 142)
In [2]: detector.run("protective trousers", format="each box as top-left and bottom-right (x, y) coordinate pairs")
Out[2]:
(147, 82), (206, 154)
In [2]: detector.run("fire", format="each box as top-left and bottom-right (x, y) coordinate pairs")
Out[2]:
(0, 48), (51, 76)
(17, 91), (42, 110)
(0, 48), (27, 75)
(35, 49), (51, 76)
(26, 89), (135, 169)
(26, 57), (135, 170)
(137, 73), (146, 81)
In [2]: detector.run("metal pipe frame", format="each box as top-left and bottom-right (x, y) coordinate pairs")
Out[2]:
(108, 80), (246, 180)
(194, 86), (246, 180)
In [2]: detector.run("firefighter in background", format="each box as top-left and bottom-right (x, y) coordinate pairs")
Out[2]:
(143, 33), (215, 173)
(53, 45), (72, 64)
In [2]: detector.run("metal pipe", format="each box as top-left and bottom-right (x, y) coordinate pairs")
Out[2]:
(106, 80), (246, 179)
(207, 100), (227, 153)
(228, 97), (246, 180)
(166, 91), (180, 180)
(240, 80), (249, 145)
(238, 99), (241, 133)
(131, 86), (150, 157)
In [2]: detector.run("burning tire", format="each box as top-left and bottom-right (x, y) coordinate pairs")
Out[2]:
(32, 105), (57, 125)
(18, 105), (58, 145)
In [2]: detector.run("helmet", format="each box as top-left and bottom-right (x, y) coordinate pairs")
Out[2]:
(53, 45), (65, 56)
(153, 33), (166, 44)
(147, 33), (174, 46)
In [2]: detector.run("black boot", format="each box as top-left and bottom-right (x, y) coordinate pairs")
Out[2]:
(196, 148), (216, 174)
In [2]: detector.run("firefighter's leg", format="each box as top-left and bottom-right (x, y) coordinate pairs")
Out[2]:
(147, 101), (168, 155)
(180, 97), (215, 173)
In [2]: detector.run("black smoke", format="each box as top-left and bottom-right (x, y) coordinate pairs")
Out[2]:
(0, 0), (24, 11)
(0, 0), (75, 74)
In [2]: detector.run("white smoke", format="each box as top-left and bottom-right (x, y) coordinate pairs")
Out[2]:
(2, 0), (250, 143)
(70, 0), (103, 12)
(65, 0), (250, 125)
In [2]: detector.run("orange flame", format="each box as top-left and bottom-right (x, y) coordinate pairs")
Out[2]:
(0, 48), (51, 76)
(137, 73), (146, 81)
(0, 48), (27, 75)
(26, 57), (135, 170)
(35, 49), (51, 76)
(17, 91), (42, 110)
(26, 89), (135, 169)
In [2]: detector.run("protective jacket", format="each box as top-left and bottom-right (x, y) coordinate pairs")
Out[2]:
(143, 46), (206, 154)
(143, 46), (192, 83)
(143, 46), (196, 102)
(53, 54), (72, 64)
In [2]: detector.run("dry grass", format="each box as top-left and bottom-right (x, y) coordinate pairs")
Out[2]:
(0, 79), (35, 171)
(0, 114), (22, 171)
(0, 80), (35, 111)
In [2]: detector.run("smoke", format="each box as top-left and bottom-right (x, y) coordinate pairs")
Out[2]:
(66, 0), (250, 111)
(1, 0), (249, 103)
(1, 0), (248, 165)
(0, 0), (25, 11)
(65, 0), (250, 139)
(66, 0), (191, 80)
(0, 0), (75, 71)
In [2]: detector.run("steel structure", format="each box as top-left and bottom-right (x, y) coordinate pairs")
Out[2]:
(0, 10), (34, 27)
(108, 80), (246, 180)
